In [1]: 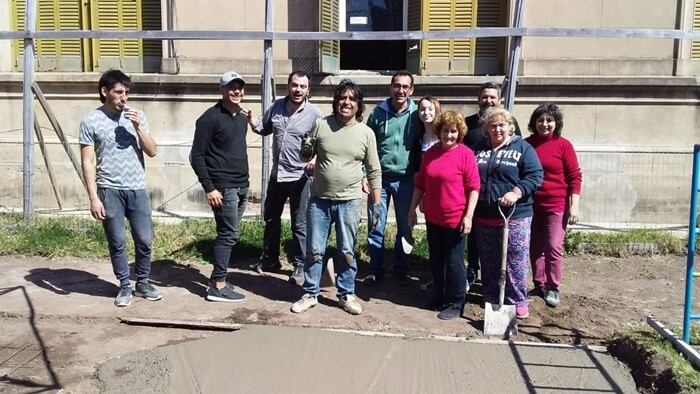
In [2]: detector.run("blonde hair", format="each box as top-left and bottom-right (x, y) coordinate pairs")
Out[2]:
(482, 107), (515, 136)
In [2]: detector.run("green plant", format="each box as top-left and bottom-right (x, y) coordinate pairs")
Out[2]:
(622, 327), (700, 391)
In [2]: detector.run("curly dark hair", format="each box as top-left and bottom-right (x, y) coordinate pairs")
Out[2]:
(332, 79), (365, 122)
(528, 103), (564, 137)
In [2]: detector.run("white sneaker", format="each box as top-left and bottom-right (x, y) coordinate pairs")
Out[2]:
(291, 294), (318, 313)
(338, 294), (362, 315)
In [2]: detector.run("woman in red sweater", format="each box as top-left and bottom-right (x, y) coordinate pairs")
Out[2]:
(525, 103), (582, 307)
(408, 110), (480, 320)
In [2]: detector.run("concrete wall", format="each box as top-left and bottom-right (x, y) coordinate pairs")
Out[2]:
(162, 0), (293, 75)
(0, 73), (698, 228)
(520, 0), (680, 76)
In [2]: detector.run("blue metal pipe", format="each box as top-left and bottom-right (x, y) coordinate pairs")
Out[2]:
(683, 144), (700, 343)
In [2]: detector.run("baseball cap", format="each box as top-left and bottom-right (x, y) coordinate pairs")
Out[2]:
(219, 71), (245, 87)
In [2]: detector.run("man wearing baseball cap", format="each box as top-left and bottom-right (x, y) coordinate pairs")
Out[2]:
(190, 70), (252, 302)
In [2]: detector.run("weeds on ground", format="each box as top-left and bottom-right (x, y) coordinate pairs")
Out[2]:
(622, 327), (700, 391)
(0, 213), (690, 261)
(564, 229), (687, 256)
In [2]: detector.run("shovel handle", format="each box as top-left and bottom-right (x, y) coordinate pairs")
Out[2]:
(497, 203), (515, 307)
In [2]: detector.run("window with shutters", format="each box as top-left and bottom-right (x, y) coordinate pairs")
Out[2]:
(398, 0), (479, 75)
(474, 0), (505, 75)
(319, 0), (340, 73)
(11, 0), (83, 71)
(10, 0), (162, 72)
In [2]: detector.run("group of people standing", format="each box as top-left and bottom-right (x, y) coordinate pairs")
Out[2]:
(79, 69), (581, 323)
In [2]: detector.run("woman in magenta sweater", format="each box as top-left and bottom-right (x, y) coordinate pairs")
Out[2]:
(408, 110), (480, 320)
(525, 103), (582, 308)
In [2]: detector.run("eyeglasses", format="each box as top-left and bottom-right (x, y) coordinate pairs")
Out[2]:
(488, 123), (509, 130)
(392, 83), (412, 91)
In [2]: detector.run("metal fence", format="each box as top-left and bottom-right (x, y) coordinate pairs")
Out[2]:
(0, 143), (693, 231)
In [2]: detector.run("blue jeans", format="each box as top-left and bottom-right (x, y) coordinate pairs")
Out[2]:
(367, 174), (414, 276)
(99, 188), (153, 287)
(211, 187), (248, 282)
(261, 175), (311, 267)
(303, 196), (362, 298)
(426, 222), (466, 307)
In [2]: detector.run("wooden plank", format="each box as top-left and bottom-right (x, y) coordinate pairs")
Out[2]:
(32, 82), (86, 190)
(120, 317), (242, 331)
(33, 116), (63, 209)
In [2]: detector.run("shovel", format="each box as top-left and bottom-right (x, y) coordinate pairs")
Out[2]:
(484, 203), (518, 337)
(320, 256), (336, 287)
(401, 236), (414, 255)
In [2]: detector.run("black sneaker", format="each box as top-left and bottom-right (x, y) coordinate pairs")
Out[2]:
(249, 260), (282, 273)
(288, 265), (304, 285)
(437, 305), (462, 320)
(206, 285), (246, 302)
(134, 282), (163, 301)
(362, 274), (382, 285)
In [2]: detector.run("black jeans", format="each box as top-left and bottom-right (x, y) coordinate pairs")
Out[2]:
(426, 222), (467, 307)
(261, 175), (311, 267)
(467, 229), (480, 273)
(211, 187), (248, 282)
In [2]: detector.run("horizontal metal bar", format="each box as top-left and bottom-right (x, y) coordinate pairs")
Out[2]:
(0, 27), (698, 41)
(690, 314), (700, 320)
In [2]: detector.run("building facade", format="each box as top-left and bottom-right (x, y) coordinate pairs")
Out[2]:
(0, 0), (698, 227)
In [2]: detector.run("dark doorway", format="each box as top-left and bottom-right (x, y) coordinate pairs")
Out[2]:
(341, 0), (406, 70)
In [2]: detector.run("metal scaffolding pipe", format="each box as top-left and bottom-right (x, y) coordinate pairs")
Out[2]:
(260, 0), (274, 217)
(504, 0), (526, 112)
(22, 0), (37, 224)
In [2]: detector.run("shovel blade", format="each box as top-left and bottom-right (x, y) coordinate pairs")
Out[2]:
(484, 302), (517, 337)
(320, 257), (336, 287)
(401, 236), (414, 255)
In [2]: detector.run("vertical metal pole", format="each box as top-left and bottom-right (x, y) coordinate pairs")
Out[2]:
(260, 0), (274, 218)
(22, 0), (37, 223)
(683, 144), (700, 343)
(503, 0), (525, 112)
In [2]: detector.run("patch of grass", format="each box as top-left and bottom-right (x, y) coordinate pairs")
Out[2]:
(564, 229), (687, 257)
(622, 327), (700, 392)
(0, 213), (693, 262)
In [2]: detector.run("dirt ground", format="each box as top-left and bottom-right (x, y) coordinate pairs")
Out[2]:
(0, 253), (691, 392)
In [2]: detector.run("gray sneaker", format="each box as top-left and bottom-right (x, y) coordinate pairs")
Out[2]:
(135, 282), (163, 301)
(544, 289), (560, 307)
(338, 294), (362, 315)
(206, 285), (246, 302)
(114, 286), (133, 307)
(291, 294), (318, 313)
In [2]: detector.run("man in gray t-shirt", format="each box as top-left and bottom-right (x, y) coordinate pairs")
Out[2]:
(79, 69), (161, 307)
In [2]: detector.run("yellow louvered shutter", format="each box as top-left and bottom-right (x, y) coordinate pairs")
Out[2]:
(11, 0), (84, 71)
(319, 0), (339, 73)
(406, 0), (422, 73)
(693, 0), (700, 59)
(10, 0), (26, 67)
(90, 0), (143, 71)
(474, 0), (502, 74)
(421, 0), (476, 74)
(141, 0), (162, 70)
